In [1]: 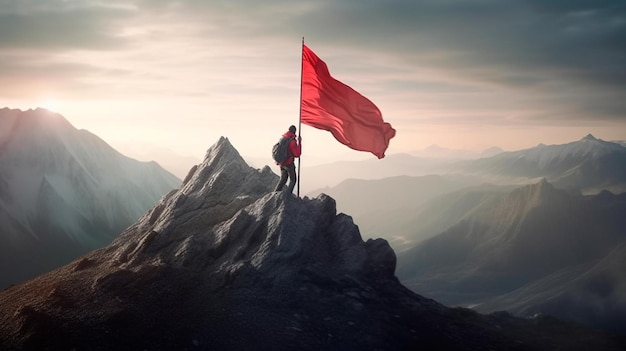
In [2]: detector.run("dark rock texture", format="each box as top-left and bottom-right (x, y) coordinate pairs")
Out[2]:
(1, 137), (624, 350)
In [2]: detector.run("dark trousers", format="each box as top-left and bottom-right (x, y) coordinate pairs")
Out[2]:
(275, 163), (297, 193)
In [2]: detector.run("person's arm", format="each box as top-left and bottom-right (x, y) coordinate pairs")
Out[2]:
(290, 137), (302, 158)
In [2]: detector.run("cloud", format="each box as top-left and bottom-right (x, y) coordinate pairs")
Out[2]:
(332, 1), (623, 90)
(179, 0), (626, 123)
(0, 0), (134, 50)
(0, 0), (625, 126)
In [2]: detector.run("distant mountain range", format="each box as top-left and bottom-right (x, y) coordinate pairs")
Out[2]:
(396, 179), (626, 335)
(305, 134), (626, 195)
(309, 134), (626, 335)
(308, 134), (626, 249)
(451, 134), (626, 194)
(410, 144), (504, 159)
(301, 153), (449, 194)
(307, 174), (485, 250)
(0, 108), (180, 288)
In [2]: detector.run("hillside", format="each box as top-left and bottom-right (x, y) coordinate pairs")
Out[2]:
(476, 241), (626, 335)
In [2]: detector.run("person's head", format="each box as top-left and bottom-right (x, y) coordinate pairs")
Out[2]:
(288, 125), (297, 134)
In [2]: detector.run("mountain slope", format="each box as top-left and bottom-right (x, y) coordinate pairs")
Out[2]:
(397, 180), (626, 334)
(370, 184), (511, 252)
(0, 108), (181, 288)
(1, 138), (623, 350)
(476, 241), (626, 335)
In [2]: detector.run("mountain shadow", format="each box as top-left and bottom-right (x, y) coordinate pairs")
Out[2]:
(1, 138), (624, 350)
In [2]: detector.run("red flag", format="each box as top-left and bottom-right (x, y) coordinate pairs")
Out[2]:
(300, 44), (396, 159)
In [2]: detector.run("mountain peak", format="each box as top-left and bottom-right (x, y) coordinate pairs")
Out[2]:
(204, 136), (243, 166)
(492, 179), (567, 218)
(177, 136), (275, 198)
(499, 134), (626, 175)
(521, 178), (561, 203)
(110, 137), (396, 280)
(582, 133), (598, 141)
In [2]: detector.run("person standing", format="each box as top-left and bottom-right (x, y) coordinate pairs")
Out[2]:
(274, 125), (302, 193)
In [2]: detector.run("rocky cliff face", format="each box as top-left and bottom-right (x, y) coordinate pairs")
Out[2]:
(0, 137), (624, 351)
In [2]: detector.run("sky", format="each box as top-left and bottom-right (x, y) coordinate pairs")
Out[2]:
(1, 0), (625, 177)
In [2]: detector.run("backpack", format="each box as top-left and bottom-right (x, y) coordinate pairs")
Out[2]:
(272, 136), (293, 164)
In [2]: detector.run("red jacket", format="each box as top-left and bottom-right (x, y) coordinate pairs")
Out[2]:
(280, 131), (301, 166)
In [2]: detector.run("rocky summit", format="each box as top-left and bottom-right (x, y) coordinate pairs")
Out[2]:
(1, 137), (624, 351)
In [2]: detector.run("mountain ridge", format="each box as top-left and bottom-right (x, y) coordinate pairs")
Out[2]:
(455, 134), (626, 192)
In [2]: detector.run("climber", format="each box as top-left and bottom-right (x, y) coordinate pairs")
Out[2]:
(273, 125), (302, 193)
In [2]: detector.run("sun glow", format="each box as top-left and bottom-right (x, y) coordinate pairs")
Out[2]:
(41, 98), (60, 112)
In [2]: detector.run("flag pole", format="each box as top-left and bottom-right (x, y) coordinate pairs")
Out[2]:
(297, 37), (304, 198)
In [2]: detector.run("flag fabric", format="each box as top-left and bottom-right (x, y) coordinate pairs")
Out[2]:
(300, 44), (396, 159)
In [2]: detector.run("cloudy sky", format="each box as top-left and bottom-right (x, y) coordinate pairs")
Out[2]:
(1, 0), (625, 176)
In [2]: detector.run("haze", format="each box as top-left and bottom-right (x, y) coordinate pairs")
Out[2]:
(1, 1), (625, 177)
